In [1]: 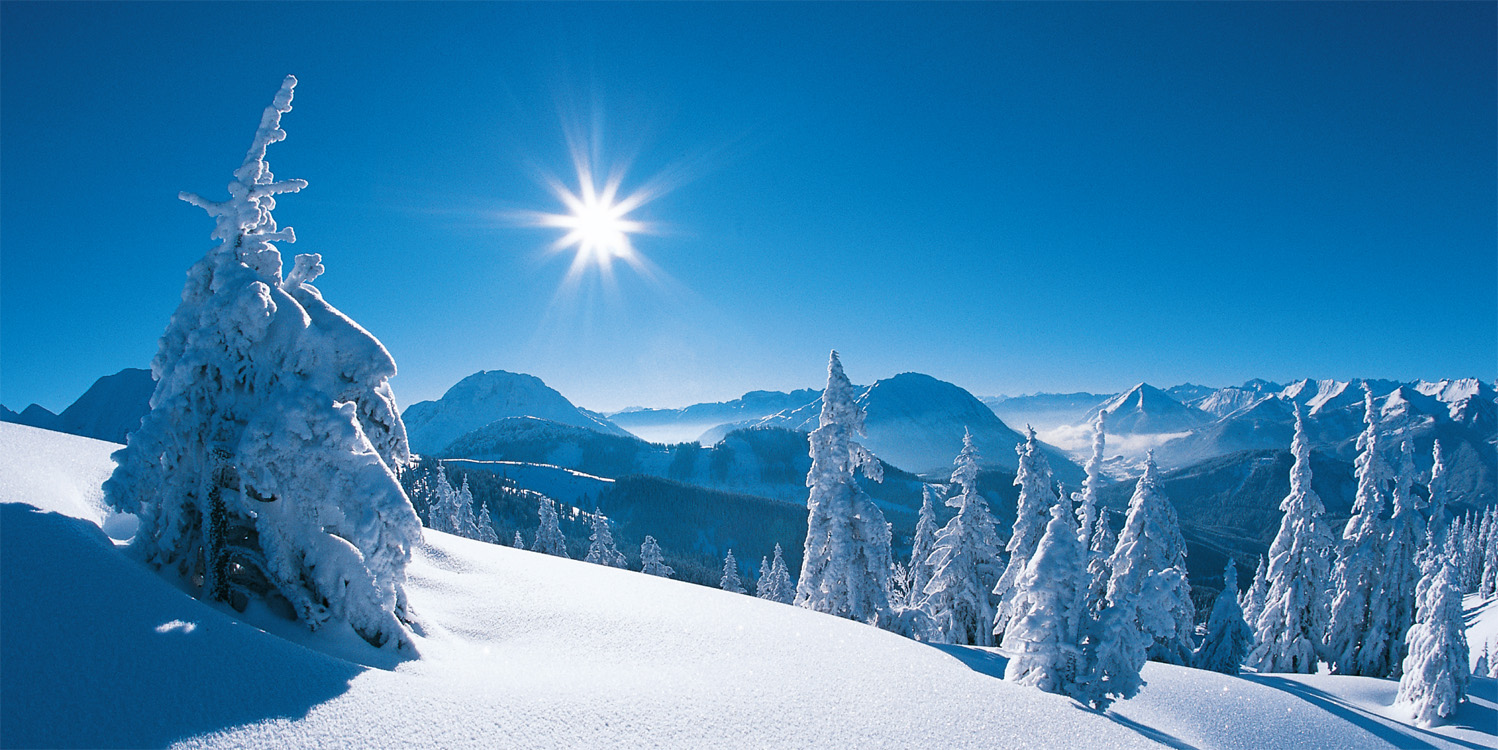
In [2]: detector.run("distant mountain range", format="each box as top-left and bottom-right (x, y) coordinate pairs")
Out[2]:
(402, 370), (634, 455)
(607, 389), (822, 445)
(1, 368), (154, 444)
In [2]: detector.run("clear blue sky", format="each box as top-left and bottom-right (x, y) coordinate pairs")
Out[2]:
(3, 2), (1493, 413)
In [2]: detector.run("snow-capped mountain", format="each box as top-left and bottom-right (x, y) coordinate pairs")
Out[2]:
(0, 368), (154, 444)
(608, 388), (822, 445)
(402, 370), (633, 455)
(753, 372), (1084, 482)
(1185, 379), (1284, 418)
(981, 392), (1111, 432)
(1087, 383), (1214, 435)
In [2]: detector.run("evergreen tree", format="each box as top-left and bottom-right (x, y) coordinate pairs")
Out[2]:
(908, 484), (942, 609)
(584, 511), (627, 568)
(475, 502), (499, 544)
(1395, 536), (1470, 728)
(1002, 501), (1087, 695)
(1240, 555), (1268, 632)
(721, 549), (746, 593)
(756, 543), (795, 604)
(1075, 412), (1105, 546)
(1247, 404), (1334, 674)
(1084, 508), (1116, 618)
(757, 556), (772, 598)
(103, 77), (421, 653)
(1369, 439), (1426, 678)
(1106, 452), (1194, 664)
(640, 535), (674, 578)
(922, 430), (1004, 645)
(1196, 560), (1253, 674)
(1424, 441), (1452, 551)
(512, 530), (525, 549)
(994, 427), (1056, 639)
(794, 351), (894, 626)
(1481, 507), (1497, 598)
(1327, 385), (1393, 676)
(531, 497), (569, 558)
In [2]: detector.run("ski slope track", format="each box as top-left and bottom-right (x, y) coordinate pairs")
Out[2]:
(1, 422), (1493, 749)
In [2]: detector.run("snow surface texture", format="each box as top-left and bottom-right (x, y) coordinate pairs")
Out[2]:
(2, 422), (1495, 749)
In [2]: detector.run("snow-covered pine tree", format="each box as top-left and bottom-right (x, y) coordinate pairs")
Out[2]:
(475, 502), (499, 544)
(1240, 555), (1268, 632)
(994, 426), (1056, 640)
(794, 351), (894, 626)
(908, 484), (942, 609)
(757, 556), (773, 598)
(1084, 507), (1117, 618)
(640, 535), (674, 578)
(1481, 507), (1497, 598)
(1326, 385), (1394, 676)
(1002, 501), (1087, 695)
(1246, 403), (1334, 674)
(721, 549), (746, 594)
(1473, 643), (1490, 679)
(1195, 560), (1253, 674)
(921, 430), (1004, 645)
(531, 497), (569, 558)
(1106, 452), (1194, 664)
(1424, 441), (1451, 551)
(103, 77), (421, 653)
(1075, 412), (1105, 546)
(756, 543), (795, 604)
(426, 465), (458, 534)
(452, 474), (483, 540)
(513, 530), (525, 549)
(1395, 535), (1470, 727)
(584, 511), (627, 568)
(1368, 439), (1427, 678)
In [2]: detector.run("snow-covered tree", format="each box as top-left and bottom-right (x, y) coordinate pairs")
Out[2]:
(907, 484), (942, 609)
(994, 427), (1056, 639)
(923, 430), (1004, 645)
(531, 497), (569, 558)
(1370, 439), (1427, 678)
(1395, 536), (1470, 727)
(1480, 506), (1497, 599)
(1424, 441), (1452, 551)
(1246, 404), (1334, 674)
(584, 511), (627, 568)
(1326, 385), (1393, 676)
(1106, 452), (1194, 664)
(475, 502), (498, 544)
(512, 530), (525, 549)
(1075, 412), (1105, 546)
(1084, 508), (1116, 618)
(720, 549), (746, 594)
(1196, 560), (1252, 674)
(1473, 643), (1489, 679)
(1002, 501), (1087, 695)
(640, 535), (674, 578)
(103, 77), (421, 653)
(794, 351), (894, 626)
(756, 543), (795, 604)
(1240, 556), (1268, 632)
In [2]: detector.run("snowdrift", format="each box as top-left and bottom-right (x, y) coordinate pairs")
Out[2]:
(1, 422), (1493, 749)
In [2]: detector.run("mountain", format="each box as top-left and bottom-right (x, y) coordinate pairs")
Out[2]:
(1087, 383), (1214, 435)
(1185, 379), (1284, 418)
(981, 392), (1111, 432)
(754, 372), (1084, 482)
(607, 388), (822, 445)
(402, 370), (633, 455)
(1, 368), (154, 444)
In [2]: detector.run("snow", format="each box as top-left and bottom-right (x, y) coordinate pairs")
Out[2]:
(3, 421), (1496, 749)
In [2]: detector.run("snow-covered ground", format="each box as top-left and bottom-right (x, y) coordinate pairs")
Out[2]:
(1, 421), (1493, 749)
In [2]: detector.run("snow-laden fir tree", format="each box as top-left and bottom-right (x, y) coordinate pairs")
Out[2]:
(1482, 507), (1498, 598)
(1239, 555), (1268, 632)
(1106, 452), (1194, 664)
(531, 497), (569, 558)
(1195, 560), (1253, 674)
(1002, 500), (1087, 695)
(1075, 412), (1105, 547)
(721, 549), (746, 594)
(1369, 439), (1426, 678)
(794, 351), (894, 625)
(756, 543), (795, 604)
(757, 555), (773, 598)
(475, 502), (498, 544)
(907, 484), (942, 609)
(640, 535), (674, 578)
(512, 530), (525, 549)
(1395, 534), (1470, 727)
(994, 427), (1056, 639)
(584, 511), (627, 568)
(1424, 441), (1452, 552)
(1246, 404), (1334, 674)
(1084, 507), (1117, 618)
(1326, 385), (1393, 676)
(1474, 643), (1489, 679)
(103, 76), (421, 653)
(922, 430), (1004, 645)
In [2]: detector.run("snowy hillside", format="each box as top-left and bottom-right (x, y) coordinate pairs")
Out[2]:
(2, 421), (1493, 750)
(402, 370), (633, 455)
(0, 367), (153, 444)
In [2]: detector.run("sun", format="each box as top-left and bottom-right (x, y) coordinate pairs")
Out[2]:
(535, 165), (649, 276)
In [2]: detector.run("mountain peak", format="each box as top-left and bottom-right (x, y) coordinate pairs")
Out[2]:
(403, 370), (632, 455)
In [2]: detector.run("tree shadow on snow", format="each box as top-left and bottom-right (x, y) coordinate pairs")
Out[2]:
(0, 504), (364, 749)
(1246, 674), (1495, 750)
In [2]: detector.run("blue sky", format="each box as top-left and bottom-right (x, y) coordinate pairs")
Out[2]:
(2, 2), (1493, 413)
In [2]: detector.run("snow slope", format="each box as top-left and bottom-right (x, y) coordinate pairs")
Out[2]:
(2, 422), (1493, 749)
